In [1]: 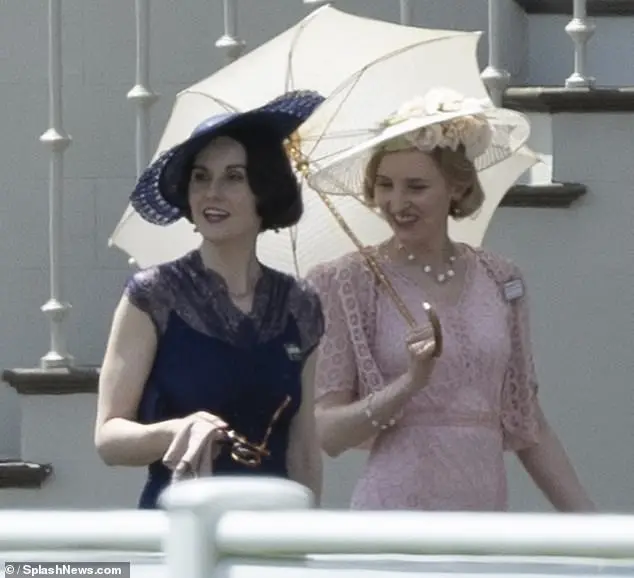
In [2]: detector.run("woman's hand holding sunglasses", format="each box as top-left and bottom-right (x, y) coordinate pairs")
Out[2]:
(163, 411), (229, 478)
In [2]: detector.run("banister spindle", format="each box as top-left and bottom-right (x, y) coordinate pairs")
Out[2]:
(399, 0), (413, 25)
(480, 0), (510, 106)
(565, 0), (596, 87)
(128, 0), (159, 179)
(40, 0), (73, 369)
(126, 0), (159, 270)
(216, 0), (245, 63)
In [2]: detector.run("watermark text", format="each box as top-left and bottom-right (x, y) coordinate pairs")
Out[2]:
(3, 563), (130, 577)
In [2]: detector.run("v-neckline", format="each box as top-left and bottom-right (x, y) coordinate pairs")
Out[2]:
(188, 249), (273, 324)
(372, 242), (476, 311)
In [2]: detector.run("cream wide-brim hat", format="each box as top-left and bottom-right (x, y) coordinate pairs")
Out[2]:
(306, 88), (531, 200)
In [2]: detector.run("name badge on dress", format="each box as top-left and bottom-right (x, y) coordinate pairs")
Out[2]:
(503, 278), (524, 301)
(284, 343), (302, 361)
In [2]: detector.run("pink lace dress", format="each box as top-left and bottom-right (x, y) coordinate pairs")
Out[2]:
(307, 244), (541, 511)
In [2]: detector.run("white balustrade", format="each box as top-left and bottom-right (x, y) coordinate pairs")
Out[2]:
(216, 0), (246, 63)
(126, 0), (159, 271)
(161, 478), (634, 577)
(481, 0), (510, 106)
(565, 0), (596, 87)
(217, 509), (634, 558)
(0, 510), (165, 552)
(159, 477), (313, 578)
(2, 478), (634, 576)
(40, 0), (73, 369)
(127, 0), (159, 180)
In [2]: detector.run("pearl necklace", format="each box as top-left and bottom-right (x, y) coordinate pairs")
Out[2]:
(398, 244), (457, 284)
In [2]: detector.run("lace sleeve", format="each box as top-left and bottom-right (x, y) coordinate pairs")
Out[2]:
(123, 267), (171, 335)
(289, 280), (325, 359)
(306, 262), (360, 403)
(501, 269), (541, 451)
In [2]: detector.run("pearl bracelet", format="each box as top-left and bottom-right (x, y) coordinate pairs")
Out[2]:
(364, 391), (397, 431)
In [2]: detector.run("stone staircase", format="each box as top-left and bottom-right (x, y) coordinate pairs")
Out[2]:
(499, 0), (634, 206)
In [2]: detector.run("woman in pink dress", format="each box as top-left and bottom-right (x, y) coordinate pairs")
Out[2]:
(306, 88), (595, 512)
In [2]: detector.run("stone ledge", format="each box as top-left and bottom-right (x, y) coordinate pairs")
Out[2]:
(514, 0), (634, 15)
(501, 182), (587, 207)
(2, 367), (100, 395)
(503, 87), (634, 113)
(0, 460), (53, 489)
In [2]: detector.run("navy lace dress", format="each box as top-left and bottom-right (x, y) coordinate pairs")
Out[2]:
(124, 250), (324, 509)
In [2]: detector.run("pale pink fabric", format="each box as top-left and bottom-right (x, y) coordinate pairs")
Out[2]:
(307, 244), (541, 511)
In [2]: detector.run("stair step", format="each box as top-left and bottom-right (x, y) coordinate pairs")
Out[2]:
(503, 86), (634, 112)
(514, 0), (634, 15)
(2, 367), (99, 395)
(0, 460), (52, 489)
(502, 183), (586, 208)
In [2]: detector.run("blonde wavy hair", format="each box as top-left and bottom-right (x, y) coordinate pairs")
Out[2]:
(362, 134), (484, 220)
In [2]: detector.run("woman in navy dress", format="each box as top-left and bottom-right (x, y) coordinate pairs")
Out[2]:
(94, 91), (326, 509)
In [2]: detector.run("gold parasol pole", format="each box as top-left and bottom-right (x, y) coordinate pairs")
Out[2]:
(285, 134), (442, 358)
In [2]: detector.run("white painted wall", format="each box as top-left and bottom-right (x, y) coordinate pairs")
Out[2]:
(485, 115), (634, 513)
(0, 1), (631, 512)
(0, 395), (144, 510)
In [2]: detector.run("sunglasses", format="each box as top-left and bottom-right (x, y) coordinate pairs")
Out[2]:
(219, 395), (291, 467)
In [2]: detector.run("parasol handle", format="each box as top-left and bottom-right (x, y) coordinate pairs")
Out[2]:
(286, 138), (442, 358)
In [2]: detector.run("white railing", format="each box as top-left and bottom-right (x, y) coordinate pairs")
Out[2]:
(40, 0), (73, 369)
(125, 0), (159, 270)
(481, 0), (510, 106)
(0, 510), (165, 552)
(39, 0), (599, 368)
(482, 0), (595, 93)
(565, 0), (596, 87)
(216, 0), (246, 63)
(216, 510), (634, 558)
(161, 478), (313, 578)
(302, 0), (594, 103)
(160, 479), (634, 570)
(127, 0), (159, 180)
(2, 478), (634, 577)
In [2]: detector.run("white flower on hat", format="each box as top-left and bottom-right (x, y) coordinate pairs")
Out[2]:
(420, 87), (467, 114)
(389, 96), (430, 122)
(380, 88), (493, 161)
(403, 122), (444, 151)
(460, 116), (493, 160)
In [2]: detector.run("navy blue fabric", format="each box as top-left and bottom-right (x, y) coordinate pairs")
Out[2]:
(124, 250), (324, 509)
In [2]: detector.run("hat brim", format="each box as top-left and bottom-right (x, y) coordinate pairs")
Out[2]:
(159, 111), (303, 209)
(130, 91), (324, 227)
(306, 105), (530, 200)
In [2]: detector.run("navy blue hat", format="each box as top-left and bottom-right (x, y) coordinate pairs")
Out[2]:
(130, 89), (325, 226)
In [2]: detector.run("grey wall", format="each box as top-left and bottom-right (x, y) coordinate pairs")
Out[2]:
(0, 1), (631, 512)
(0, 0), (493, 462)
(482, 116), (634, 512)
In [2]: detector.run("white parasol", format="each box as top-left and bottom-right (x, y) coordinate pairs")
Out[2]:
(108, 5), (493, 269)
(255, 44), (538, 278)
